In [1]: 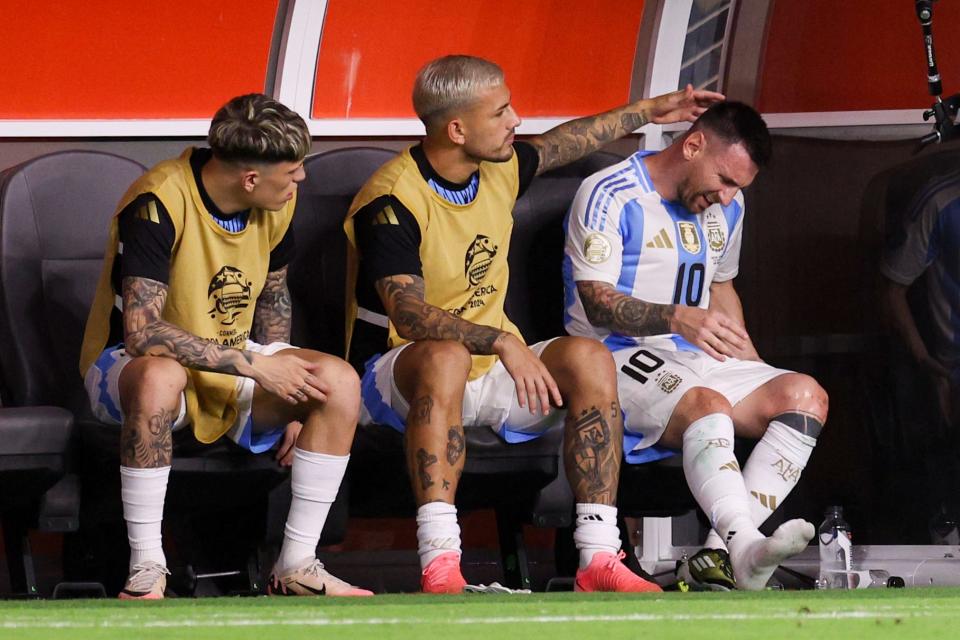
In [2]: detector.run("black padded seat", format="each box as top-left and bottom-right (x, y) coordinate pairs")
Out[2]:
(0, 151), (141, 595)
(0, 407), (73, 459)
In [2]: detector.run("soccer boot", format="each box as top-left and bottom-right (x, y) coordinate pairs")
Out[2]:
(421, 551), (467, 594)
(575, 550), (663, 593)
(677, 548), (737, 591)
(118, 561), (169, 600)
(268, 558), (373, 596)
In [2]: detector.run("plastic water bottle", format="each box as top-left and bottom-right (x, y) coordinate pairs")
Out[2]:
(847, 569), (904, 588)
(818, 506), (852, 588)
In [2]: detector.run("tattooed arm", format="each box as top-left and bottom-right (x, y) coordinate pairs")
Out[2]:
(528, 85), (724, 175)
(376, 273), (562, 413)
(577, 280), (674, 336)
(122, 276), (257, 376)
(375, 274), (506, 354)
(252, 266), (293, 344)
(122, 276), (326, 404)
(576, 279), (748, 362)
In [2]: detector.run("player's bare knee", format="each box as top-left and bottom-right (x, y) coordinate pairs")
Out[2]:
(772, 373), (828, 423)
(304, 350), (361, 393)
(676, 386), (732, 423)
(326, 359), (362, 422)
(408, 340), (472, 382)
(119, 356), (186, 406)
(547, 336), (616, 390)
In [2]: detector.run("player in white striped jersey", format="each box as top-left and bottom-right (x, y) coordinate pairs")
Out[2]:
(881, 156), (960, 536)
(563, 102), (828, 590)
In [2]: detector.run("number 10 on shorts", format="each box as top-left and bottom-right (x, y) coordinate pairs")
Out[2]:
(620, 349), (665, 384)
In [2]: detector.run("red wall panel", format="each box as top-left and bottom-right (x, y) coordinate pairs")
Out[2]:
(312, 0), (645, 119)
(0, 1), (279, 119)
(758, 1), (960, 113)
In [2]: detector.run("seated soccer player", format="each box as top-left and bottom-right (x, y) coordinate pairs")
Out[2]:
(345, 54), (722, 593)
(80, 94), (371, 599)
(563, 101), (828, 591)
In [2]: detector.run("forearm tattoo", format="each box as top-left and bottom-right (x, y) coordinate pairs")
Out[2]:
(563, 403), (621, 505)
(252, 266), (292, 344)
(530, 109), (648, 175)
(121, 408), (173, 468)
(122, 276), (253, 376)
(375, 275), (505, 354)
(577, 281), (673, 337)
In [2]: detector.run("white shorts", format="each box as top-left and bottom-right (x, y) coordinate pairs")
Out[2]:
(613, 342), (790, 459)
(83, 340), (295, 453)
(359, 339), (563, 442)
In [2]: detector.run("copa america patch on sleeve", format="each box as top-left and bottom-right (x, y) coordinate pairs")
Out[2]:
(583, 233), (612, 264)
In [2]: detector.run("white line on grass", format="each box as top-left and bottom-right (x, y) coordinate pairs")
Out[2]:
(0, 610), (941, 629)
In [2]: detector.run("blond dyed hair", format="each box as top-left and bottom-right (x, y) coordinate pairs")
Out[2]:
(413, 55), (504, 131)
(208, 94), (310, 164)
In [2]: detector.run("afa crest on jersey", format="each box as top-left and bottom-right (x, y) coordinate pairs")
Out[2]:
(706, 219), (726, 252)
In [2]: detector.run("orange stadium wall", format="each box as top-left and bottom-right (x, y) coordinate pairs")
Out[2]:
(4, 1), (960, 135)
(0, 0), (281, 119)
(0, 0), (644, 125)
(757, 0), (960, 114)
(311, 0), (643, 119)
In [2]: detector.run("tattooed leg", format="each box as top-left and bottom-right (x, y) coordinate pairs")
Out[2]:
(540, 337), (624, 506)
(394, 341), (471, 506)
(563, 404), (621, 504)
(115, 356), (186, 572)
(118, 357), (186, 468)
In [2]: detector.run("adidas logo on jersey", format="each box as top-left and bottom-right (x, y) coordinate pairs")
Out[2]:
(371, 204), (400, 226)
(135, 200), (160, 224)
(645, 228), (673, 249)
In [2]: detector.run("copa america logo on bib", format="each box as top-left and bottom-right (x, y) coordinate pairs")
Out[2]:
(583, 233), (612, 264)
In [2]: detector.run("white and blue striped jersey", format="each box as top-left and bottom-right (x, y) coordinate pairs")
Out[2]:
(881, 169), (960, 371)
(563, 151), (745, 351)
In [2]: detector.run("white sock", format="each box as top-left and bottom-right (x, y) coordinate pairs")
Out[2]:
(416, 502), (461, 569)
(742, 420), (817, 524)
(682, 413), (756, 547)
(573, 503), (621, 567)
(730, 519), (814, 590)
(120, 465), (170, 571)
(702, 419), (818, 551)
(276, 448), (349, 573)
(703, 528), (726, 551)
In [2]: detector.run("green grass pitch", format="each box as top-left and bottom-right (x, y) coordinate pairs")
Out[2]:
(3, 588), (960, 640)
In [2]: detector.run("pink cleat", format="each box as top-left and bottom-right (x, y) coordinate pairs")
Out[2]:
(421, 551), (467, 594)
(575, 550), (663, 593)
